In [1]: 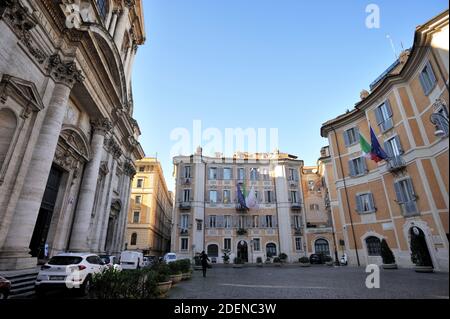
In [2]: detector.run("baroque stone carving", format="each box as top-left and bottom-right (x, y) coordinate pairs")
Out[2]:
(104, 137), (123, 159)
(123, 160), (136, 178)
(91, 118), (113, 135)
(0, 0), (47, 64)
(46, 54), (85, 87)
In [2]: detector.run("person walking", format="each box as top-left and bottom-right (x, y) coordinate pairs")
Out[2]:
(200, 251), (210, 278)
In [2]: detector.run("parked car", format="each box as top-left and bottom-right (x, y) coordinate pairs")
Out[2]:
(99, 255), (122, 271)
(0, 276), (11, 299)
(120, 251), (144, 270)
(163, 253), (177, 264)
(340, 254), (348, 266)
(309, 253), (325, 264)
(143, 256), (157, 268)
(35, 253), (106, 297)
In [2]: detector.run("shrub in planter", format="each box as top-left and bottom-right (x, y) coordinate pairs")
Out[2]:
(222, 250), (231, 264)
(279, 253), (288, 263)
(273, 257), (282, 266)
(233, 257), (244, 268)
(91, 268), (158, 299)
(151, 263), (171, 283)
(324, 255), (334, 266)
(380, 239), (397, 269)
(256, 257), (263, 267)
(299, 256), (311, 267)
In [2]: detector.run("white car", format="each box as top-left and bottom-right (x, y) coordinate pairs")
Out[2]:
(120, 251), (144, 270)
(163, 253), (177, 264)
(99, 255), (122, 271)
(35, 253), (107, 297)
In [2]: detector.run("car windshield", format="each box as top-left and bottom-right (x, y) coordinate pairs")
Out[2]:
(48, 256), (83, 265)
(168, 255), (176, 259)
(100, 256), (111, 263)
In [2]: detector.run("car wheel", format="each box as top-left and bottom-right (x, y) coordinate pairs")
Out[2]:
(78, 276), (92, 297)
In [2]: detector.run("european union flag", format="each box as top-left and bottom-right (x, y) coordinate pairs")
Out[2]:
(237, 184), (248, 210)
(370, 126), (388, 162)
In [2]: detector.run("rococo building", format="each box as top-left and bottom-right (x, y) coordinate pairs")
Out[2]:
(0, 0), (145, 271)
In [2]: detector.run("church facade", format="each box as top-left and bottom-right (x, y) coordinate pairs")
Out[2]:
(0, 0), (145, 271)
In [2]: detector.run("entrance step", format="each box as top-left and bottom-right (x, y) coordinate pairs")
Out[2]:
(0, 268), (39, 299)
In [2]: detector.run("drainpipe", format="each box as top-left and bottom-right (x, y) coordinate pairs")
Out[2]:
(331, 127), (361, 267)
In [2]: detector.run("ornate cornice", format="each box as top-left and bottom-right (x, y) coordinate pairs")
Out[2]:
(46, 54), (85, 87)
(124, 0), (136, 9)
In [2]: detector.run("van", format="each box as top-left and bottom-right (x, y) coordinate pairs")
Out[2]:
(163, 253), (177, 264)
(120, 251), (144, 270)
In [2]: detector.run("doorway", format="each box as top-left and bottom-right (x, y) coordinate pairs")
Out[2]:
(29, 165), (63, 259)
(237, 240), (248, 262)
(315, 239), (330, 256)
(410, 227), (433, 268)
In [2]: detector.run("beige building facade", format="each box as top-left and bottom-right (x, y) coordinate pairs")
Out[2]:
(171, 148), (315, 264)
(321, 10), (449, 271)
(0, 0), (145, 271)
(126, 158), (173, 256)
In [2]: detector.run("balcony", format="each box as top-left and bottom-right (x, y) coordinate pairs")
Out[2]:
(180, 228), (189, 235)
(401, 200), (419, 217)
(387, 156), (406, 173)
(236, 204), (248, 212)
(179, 202), (191, 210)
(236, 228), (248, 236)
(293, 228), (303, 235)
(291, 203), (302, 211)
(182, 178), (192, 185)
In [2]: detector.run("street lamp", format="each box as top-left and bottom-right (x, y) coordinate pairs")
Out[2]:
(430, 99), (449, 138)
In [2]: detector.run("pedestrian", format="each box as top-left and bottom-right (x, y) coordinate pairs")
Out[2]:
(200, 251), (210, 278)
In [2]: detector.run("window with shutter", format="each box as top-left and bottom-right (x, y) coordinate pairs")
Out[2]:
(375, 101), (394, 132)
(344, 127), (359, 146)
(419, 61), (437, 95)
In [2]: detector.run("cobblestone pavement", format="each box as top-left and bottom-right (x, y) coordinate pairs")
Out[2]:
(168, 265), (449, 299)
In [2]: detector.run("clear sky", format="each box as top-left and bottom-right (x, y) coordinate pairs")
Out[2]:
(131, 0), (448, 191)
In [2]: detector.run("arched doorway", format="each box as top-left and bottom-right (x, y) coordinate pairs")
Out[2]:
(410, 227), (433, 268)
(237, 240), (248, 262)
(207, 244), (219, 263)
(266, 243), (277, 258)
(315, 239), (330, 256)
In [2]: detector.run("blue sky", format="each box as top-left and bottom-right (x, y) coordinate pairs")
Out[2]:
(131, 0), (448, 191)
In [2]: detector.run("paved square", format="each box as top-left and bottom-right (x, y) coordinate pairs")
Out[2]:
(168, 265), (449, 299)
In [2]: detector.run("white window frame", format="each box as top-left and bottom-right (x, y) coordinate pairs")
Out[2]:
(295, 237), (302, 251)
(223, 167), (232, 180)
(253, 238), (261, 251)
(180, 238), (189, 251)
(223, 189), (231, 204)
(209, 215), (217, 228)
(181, 214), (189, 230)
(132, 211), (140, 224)
(209, 190), (218, 203)
(209, 167), (218, 180)
(183, 189), (191, 202)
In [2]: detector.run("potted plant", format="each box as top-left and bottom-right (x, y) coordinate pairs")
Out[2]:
(279, 253), (288, 264)
(233, 257), (244, 268)
(222, 249), (231, 265)
(168, 261), (183, 284)
(380, 239), (398, 269)
(179, 259), (193, 280)
(410, 232), (434, 273)
(324, 255), (334, 266)
(299, 256), (310, 267)
(152, 263), (172, 297)
(256, 257), (263, 267)
(273, 257), (282, 267)
(193, 254), (203, 270)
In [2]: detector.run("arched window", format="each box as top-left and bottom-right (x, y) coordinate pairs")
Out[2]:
(207, 244), (219, 258)
(314, 239), (330, 255)
(366, 236), (381, 256)
(96, 0), (109, 21)
(0, 108), (17, 168)
(130, 233), (137, 246)
(266, 243), (277, 258)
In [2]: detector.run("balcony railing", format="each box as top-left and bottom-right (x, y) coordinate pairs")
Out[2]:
(291, 202), (302, 211)
(387, 156), (406, 173)
(236, 204), (248, 212)
(293, 228), (302, 235)
(179, 202), (192, 210)
(180, 228), (189, 235)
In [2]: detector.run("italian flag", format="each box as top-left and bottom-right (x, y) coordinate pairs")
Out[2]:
(359, 133), (372, 159)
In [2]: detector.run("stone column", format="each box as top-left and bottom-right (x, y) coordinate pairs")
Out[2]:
(0, 55), (84, 270)
(113, 0), (135, 49)
(125, 42), (138, 85)
(108, 9), (119, 36)
(69, 119), (112, 252)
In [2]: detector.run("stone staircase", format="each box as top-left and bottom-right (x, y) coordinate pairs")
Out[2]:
(0, 268), (39, 299)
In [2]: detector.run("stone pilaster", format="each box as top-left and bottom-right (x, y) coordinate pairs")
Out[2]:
(68, 118), (112, 252)
(113, 0), (135, 49)
(0, 55), (84, 270)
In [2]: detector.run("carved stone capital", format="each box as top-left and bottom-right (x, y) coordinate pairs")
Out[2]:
(123, 160), (136, 178)
(124, 0), (136, 9)
(104, 138), (123, 159)
(46, 54), (85, 87)
(91, 118), (113, 135)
